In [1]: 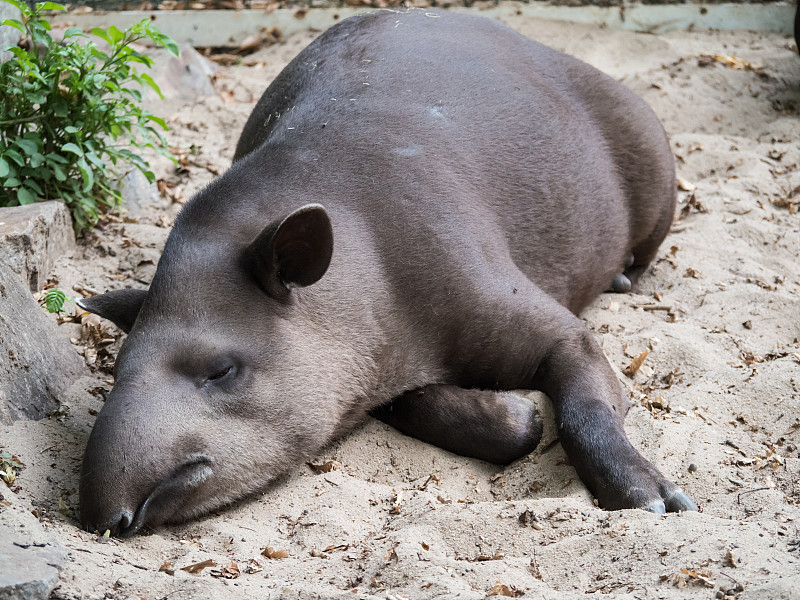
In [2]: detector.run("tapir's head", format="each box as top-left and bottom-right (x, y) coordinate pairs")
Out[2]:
(78, 202), (368, 536)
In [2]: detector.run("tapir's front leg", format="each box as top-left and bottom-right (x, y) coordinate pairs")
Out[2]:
(532, 324), (697, 513)
(371, 386), (543, 465)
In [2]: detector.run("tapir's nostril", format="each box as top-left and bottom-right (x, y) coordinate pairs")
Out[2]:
(117, 510), (133, 532)
(96, 509), (134, 537)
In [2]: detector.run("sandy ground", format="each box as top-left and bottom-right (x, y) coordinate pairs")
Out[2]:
(2, 12), (800, 600)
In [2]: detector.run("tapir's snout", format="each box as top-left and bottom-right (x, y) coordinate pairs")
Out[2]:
(80, 451), (214, 537)
(78, 378), (219, 536)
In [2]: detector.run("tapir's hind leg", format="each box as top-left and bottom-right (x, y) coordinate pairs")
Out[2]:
(455, 282), (697, 513)
(370, 386), (543, 465)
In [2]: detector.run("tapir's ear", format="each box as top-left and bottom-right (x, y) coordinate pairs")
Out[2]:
(247, 203), (333, 298)
(76, 289), (148, 334)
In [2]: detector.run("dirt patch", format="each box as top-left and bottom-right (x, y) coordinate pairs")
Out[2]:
(1, 16), (799, 600)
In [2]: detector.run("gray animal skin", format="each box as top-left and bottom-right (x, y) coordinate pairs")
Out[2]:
(78, 9), (697, 536)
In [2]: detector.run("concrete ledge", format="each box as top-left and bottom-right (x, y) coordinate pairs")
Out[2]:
(47, 2), (796, 46)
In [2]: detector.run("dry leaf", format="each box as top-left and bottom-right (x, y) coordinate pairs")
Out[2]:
(209, 561), (240, 579)
(307, 459), (341, 474)
(261, 546), (289, 559)
(489, 581), (523, 597)
(158, 561), (174, 575)
(624, 349), (650, 378)
(243, 559), (263, 574)
(181, 559), (216, 574)
(474, 551), (505, 562)
(679, 567), (715, 587)
(676, 176), (696, 191)
(700, 54), (764, 72)
(236, 34), (262, 54)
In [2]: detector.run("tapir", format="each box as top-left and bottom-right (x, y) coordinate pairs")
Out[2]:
(78, 9), (697, 536)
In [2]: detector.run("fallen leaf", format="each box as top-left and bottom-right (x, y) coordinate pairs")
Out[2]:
(307, 459), (341, 474)
(624, 349), (650, 378)
(699, 54), (764, 72)
(680, 567), (715, 587)
(261, 546), (289, 559)
(209, 561), (240, 579)
(158, 561), (174, 575)
(181, 559), (216, 574)
(489, 581), (523, 597)
(243, 559), (262, 574)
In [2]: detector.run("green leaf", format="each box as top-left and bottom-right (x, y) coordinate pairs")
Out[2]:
(62, 27), (84, 38)
(4, 177), (21, 187)
(15, 139), (39, 156)
(107, 25), (124, 44)
(0, 158), (9, 179)
(30, 153), (45, 168)
(3, 0), (28, 14)
(23, 179), (43, 194)
(85, 151), (105, 171)
(52, 97), (68, 118)
(90, 28), (112, 45)
(76, 157), (93, 191)
(52, 164), (66, 181)
(3, 150), (24, 166)
(147, 114), (168, 130)
(64, 126), (80, 134)
(45, 288), (68, 314)
(0, 19), (25, 33)
(60, 143), (83, 157)
(38, 2), (67, 11)
(45, 152), (68, 165)
(152, 31), (179, 58)
(17, 186), (36, 205)
(138, 73), (163, 100)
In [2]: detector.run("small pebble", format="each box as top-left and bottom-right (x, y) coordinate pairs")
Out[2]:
(688, 463), (698, 473)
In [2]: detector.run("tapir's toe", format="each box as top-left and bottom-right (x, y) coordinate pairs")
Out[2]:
(642, 488), (697, 515)
(643, 499), (666, 515)
(664, 489), (698, 512)
(610, 273), (632, 293)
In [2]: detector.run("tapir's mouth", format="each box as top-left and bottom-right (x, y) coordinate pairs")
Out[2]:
(122, 453), (214, 537)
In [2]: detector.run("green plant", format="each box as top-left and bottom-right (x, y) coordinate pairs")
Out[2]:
(43, 286), (72, 314)
(0, 0), (178, 232)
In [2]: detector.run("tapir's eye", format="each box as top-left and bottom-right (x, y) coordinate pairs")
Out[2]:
(205, 365), (234, 384)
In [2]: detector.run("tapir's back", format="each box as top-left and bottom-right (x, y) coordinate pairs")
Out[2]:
(230, 9), (675, 312)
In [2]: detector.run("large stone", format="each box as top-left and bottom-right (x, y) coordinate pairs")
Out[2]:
(142, 43), (218, 113)
(0, 244), (86, 424)
(0, 202), (76, 294)
(0, 2), (21, 64)
(0, 488), (65, 600)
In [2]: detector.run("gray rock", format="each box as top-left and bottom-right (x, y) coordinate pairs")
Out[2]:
(0, 259), (86, 424)
(0, 202), (76, 293)
(0, 488), (65, 600)
(142, 43), (218, 113)
(119, 168), (164, 217)
(0, 2), (21, 64)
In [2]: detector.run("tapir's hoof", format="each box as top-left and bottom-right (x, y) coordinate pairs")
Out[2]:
(610, 273), (632, 293)
(643, 489), (698, 514)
